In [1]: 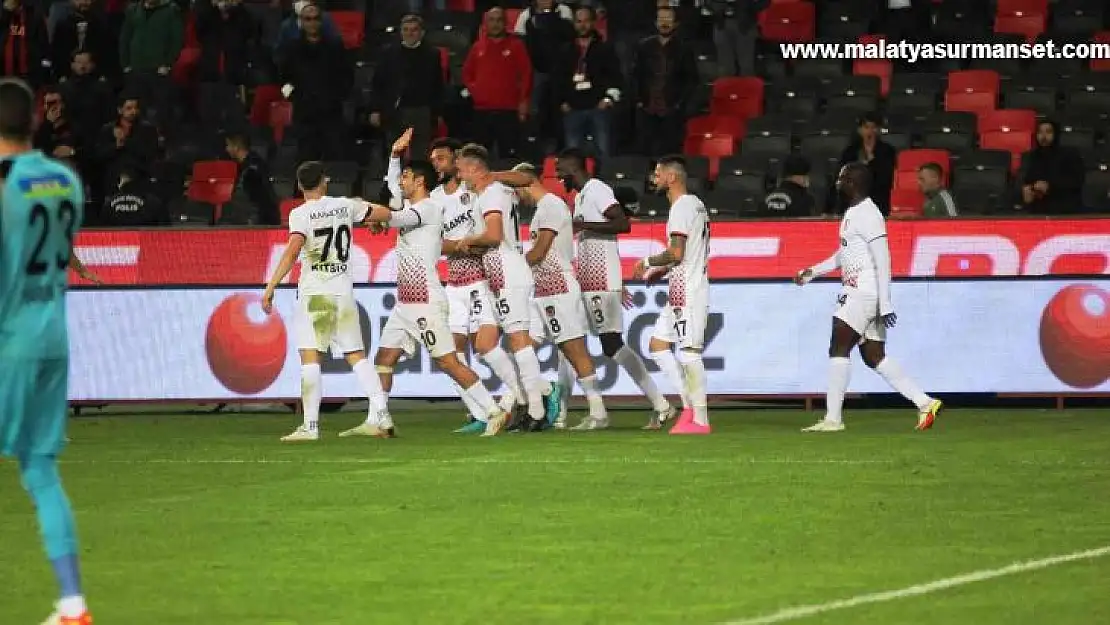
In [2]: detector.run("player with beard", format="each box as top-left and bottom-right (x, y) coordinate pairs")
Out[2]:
(556, 148), (674, 430)
(384, 129), (526, 433)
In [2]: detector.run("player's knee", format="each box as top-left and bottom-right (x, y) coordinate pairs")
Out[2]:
(860, 343), (885, 369)
(599, 333), (624, 358)
(18, 454), (60, 493)
(648, 337), (670, 354)
(676, 348), (701, 365)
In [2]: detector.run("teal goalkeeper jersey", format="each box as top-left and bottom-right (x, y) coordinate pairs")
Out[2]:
(0, 151), (84, 359)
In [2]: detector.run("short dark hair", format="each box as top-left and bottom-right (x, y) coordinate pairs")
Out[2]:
(656, 5), (677, 20)
(457, 143), (490, 168)
(405, 159), (437, 193)
(918, 162), (943, 177)
(782, 154), (811, 177)
(656, 154), (687, 171)
(842, 161), (872, 194)
(225, 131), (250, 150)
(296, 161), (326, 191)
(0, 79), (35, 142)
(557, 147), (587, 171)
(400, 14), (423, 28)
(430, 137), (462, 153)
(118, 92), (141, 107)
(858, 112), (883, 127)
(575, 6), (596, 21)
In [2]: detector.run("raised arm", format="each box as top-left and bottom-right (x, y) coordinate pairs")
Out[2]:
(385, 128), (414, 202)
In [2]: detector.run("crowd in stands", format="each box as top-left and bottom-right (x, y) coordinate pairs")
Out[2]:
(10, 0), (1110, 227)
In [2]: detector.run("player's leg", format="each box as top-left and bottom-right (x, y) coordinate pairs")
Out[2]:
(284, 294), (335, 441)
(450, 332), (488, 432)
(590, 290), (674, 423)
(803, 313), (859, 433)
(472, 322), (524, 414)
(557, 337), (607, 424)
(13, 359), (91, 623)
(666, 301), (711, 434)
(554, 350), (574, 427)
(447, 286), (489, 426)
(859, 338), (943, 431)
(647, 304), (689, 429)
(498, 287), (553, 423)
(425, 307), (508, 436)
(339, 307), (414, 438)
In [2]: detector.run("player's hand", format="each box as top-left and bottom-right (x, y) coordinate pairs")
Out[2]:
(622, 288), (634, 309)
(794, 268), (814, 286)
(631, 259), (647, 280)
(80, 269), (103, 285)
(262, 289), (275, 314)
(391, 127), (413, 157)
(880, 312), (897, 329)
(368, 221), (387, 234)
(369, 112), (381, 128)
(457, 237), (473, 254)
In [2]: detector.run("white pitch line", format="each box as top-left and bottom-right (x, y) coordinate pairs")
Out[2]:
(719, 545), (1110, 625)
(59, 457), (894, 466)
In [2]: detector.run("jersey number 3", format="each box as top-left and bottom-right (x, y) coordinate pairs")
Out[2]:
(314, 225), (352, 262)
(26, 200), (77, 275)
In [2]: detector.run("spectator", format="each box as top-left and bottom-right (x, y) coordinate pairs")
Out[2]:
(277, 2), (351, 162)
(881, 0), (929, 43)
(515, 0), (574, 138)
(102, 164), (167, 226)
(763, 154), (816, 217)
(33, 87), (79, 162)
(632, 6), (697, 158)
(838, 112), (896, 214)
(0, 0), (50, 87)
(1020, 119), (1085, 215)
(406, 0), (445, 12)
(554, 6), (622, 159)
(274, 0), (339, 51)
(51, 0), (117, 80)
(225, 131), (279, 225)
(119, 0), (184, 122)
(917, 162), (957, 217)
(195, 0), (255, 89)
(369, 14), (443, 160)
(704, 0), (767, 77)
(94, 94), (160, 188)
(59, 51), (115, 147)
(463, 7), (532, 159)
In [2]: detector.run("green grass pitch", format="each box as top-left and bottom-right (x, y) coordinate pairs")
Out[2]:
(2, 406), (1109, 625)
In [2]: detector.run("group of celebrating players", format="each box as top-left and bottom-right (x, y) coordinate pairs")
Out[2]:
(262, 129), (712, 439)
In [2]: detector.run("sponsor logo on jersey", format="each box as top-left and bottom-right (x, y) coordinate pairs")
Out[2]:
(19, 173), (72, 199)
(310, 206), (349, 221)
(311, 262), (348, 274)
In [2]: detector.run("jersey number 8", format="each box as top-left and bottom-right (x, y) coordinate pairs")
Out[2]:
(26, 200), (78, 276)
(313, 225), (352, 262)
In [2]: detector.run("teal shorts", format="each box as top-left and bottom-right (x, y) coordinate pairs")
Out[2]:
(0, 358), (69, 458)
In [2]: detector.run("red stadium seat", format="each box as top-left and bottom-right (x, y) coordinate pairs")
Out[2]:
(541, 156), (595, 178)
(192, 160), (237, 183)
(685, 114), (746, 139)
(758, 2), (815, 43)
(853, 59), (891, 97)
(269, 101), (292, 144)
(250, 85), (282, 126)
(977, 108), (1036, 137)
(683, 133), (736, 180)
(332, 11), (365, 49)
(447, 0), (475, 11)
(889, 188), (926, 219)
(710, 95), (763, 120)
(857, 33), (886, 46)
(280, 198), (305, 225)
(979, 130), (1032, 174)
(947, 70), (1000, 96)
(709, 77), (764, 120)
(995, 0), (1048, 15)
(1092, 32), (1110, 72)
(895, 149), (949, 189)
(944, 90), (997, 114)
(770, 0), (805, 3)
(994, 11), (1045, 42)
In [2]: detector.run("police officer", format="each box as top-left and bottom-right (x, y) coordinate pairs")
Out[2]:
(763, 154), (816, 217)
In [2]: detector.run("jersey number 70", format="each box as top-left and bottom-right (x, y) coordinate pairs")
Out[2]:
(313, 225), (352, 262)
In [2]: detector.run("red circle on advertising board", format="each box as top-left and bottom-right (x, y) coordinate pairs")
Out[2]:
(205, 293), (287, 395)
(1039, 284), (1110, 389)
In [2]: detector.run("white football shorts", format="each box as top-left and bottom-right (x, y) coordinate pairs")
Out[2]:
(380, 301), (454, 359)
(491, 286), (532, 334)
(446, 282), (497, 336)
(834, 288), (886, 343)
(529, 291), (588, 344)
(294, 291), (364, 354)
(652, 290), (709, 350)
(582, 289), (625, 336)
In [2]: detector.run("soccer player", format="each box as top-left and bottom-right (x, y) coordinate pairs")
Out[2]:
(456, 144), (562, 427)
(385, 129), (525, 433)
(499, 163), (609, 429)
(556, 148), (674, 430)
(633, 156), (711, 435)
(794, 163), (943, 432)
(0, 78), (93, 625)
(262, 161), (392, 441)
(343, 160), (509, 436)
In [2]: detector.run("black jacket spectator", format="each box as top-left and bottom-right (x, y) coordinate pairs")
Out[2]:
(0, 1), (49, 87)
(763, 155), (817, 217)
(94, 98), (160, 184)
(1021, 119), (1085, 215)
(277, 31), (351, 119)
(518, 4), (574, 75)
(195, 0), (256, 85)
(60, 52), (116, 148)
(632, 31), (698, 116)
(33, 93), (79, 159)
(369, 39), (444, 121)
(552, 30), (622, 112)
(51, 0), (117, 79)
(226, 133), (279, 225)
(838, 114), (897, 214)
(103, 173), (167, 226)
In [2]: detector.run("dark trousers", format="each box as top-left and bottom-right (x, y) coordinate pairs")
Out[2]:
(123, 71), (175, 126)
(386, 106), (434, 160)
(564, 108), (612, 160)
(294, 113), (346, 163)
(470, 109), (521, 160)
(637, 109), (685, 158)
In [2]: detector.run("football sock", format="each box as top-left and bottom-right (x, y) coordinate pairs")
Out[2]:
(826, 357), (851, 424)
(455, 379), (487, 421)
(875, 358), (932, 410)
(464, 381), (498, 416)
(651, 349), (690, 408)
(481, 346), (524, 407)
(578, 374), (607, 419)
(300, 363), (322, 430)
(352, 359), (391, 423)
(556, 351), (575, 418)
(19, 455), (83, 603)
(677, 350), (709, 426)
(514, 345), (551, 420)
(614, 345), (670, 413)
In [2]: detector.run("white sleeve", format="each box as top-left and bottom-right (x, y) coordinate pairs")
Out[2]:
(857, 207), (887, 243)
(531, 201), (555, 233)
(810, 252), (840, 276)
(514, 9), (528, 34)
(386, 157), (403, 201)
(288, 210), (310, 238)
(481, 187), (512, 218)
(666, 200), (695, 237)
(349, 198), (370, 223)
(868, 236), (894, 314)
(592, 183), (619, 215)
(387, 206), (423, 229)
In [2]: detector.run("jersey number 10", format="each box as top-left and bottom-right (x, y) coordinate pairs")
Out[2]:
(26, 200), (78, 276)
(313, 225), (352, 263)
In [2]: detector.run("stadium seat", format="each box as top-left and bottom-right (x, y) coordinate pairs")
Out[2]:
(718, 153), (773, 178)
(945, 90), (997, 114)
(765, 77), (819, 119)
(332, 11), (365, 49)
(744, 114), (794, 137)
(683, 133), (736, 180)
(280, 198), (304, 225)
(822, 76), (881, 114)
(710, 77), (765, 120)
(685, 115), (746, 140)
(979, 130), (1032, 173)
(191, 160), (237, 183)
(1002, 78), (1059, 113)
(798, 133), (850, 165)
(994, 10), (1046, 42)
(758, 1), (815, 42)
(792, 57), (845, 81)
(966, 56), (1025, 80)
(880, 129), (912, 151)
(447, 0), (475, 10)
(601, 156), (650, 183)
(921, 130), (974, 154)
(853, 59), (892, 97)
(977, 109), (1037, 136)
(996, 0), (1048, 15)
(935, 5), (992, 42)
(896, 149), (950, 188)
(250, 85), (282, 127)
(739, 133), (790, 163)
(889, 188), (925, 219)
(541, 155), (595, 178)
(953, 149), (1012, 183)
(1082, 167), (1110, 210)
(715, 169), (767, 197)
(269, 101), (292, 144)
(947, 70), (1001, 97)
(1057, 122), (1097, 153)
(1052, 1), (1104, 38)
(703, 188), (761, 217)
(1093, 32), (1110, 72)
(888, 73), (942, 113)
(818, 3), (874, 40)
(922, 111), (978, 135)
(1064, 76), (1110, 119)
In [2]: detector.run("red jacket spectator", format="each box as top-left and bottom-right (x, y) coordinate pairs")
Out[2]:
(462, 32), (532, 113)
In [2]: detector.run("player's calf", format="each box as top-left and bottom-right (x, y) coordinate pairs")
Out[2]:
(558, 337), (607, 423)
(436, 353), (507, 436)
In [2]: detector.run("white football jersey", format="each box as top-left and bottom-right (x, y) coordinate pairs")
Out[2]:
(530, 193), (577, 297)
(288, 196), (369, 296)
(476, 181), (532, 292)
(573, 178), (623, 292)
(435, 181), (487, 287)
(838, 197), (886, 293)
(393, 198), (448, 304)
(665, 194), (710, 307)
